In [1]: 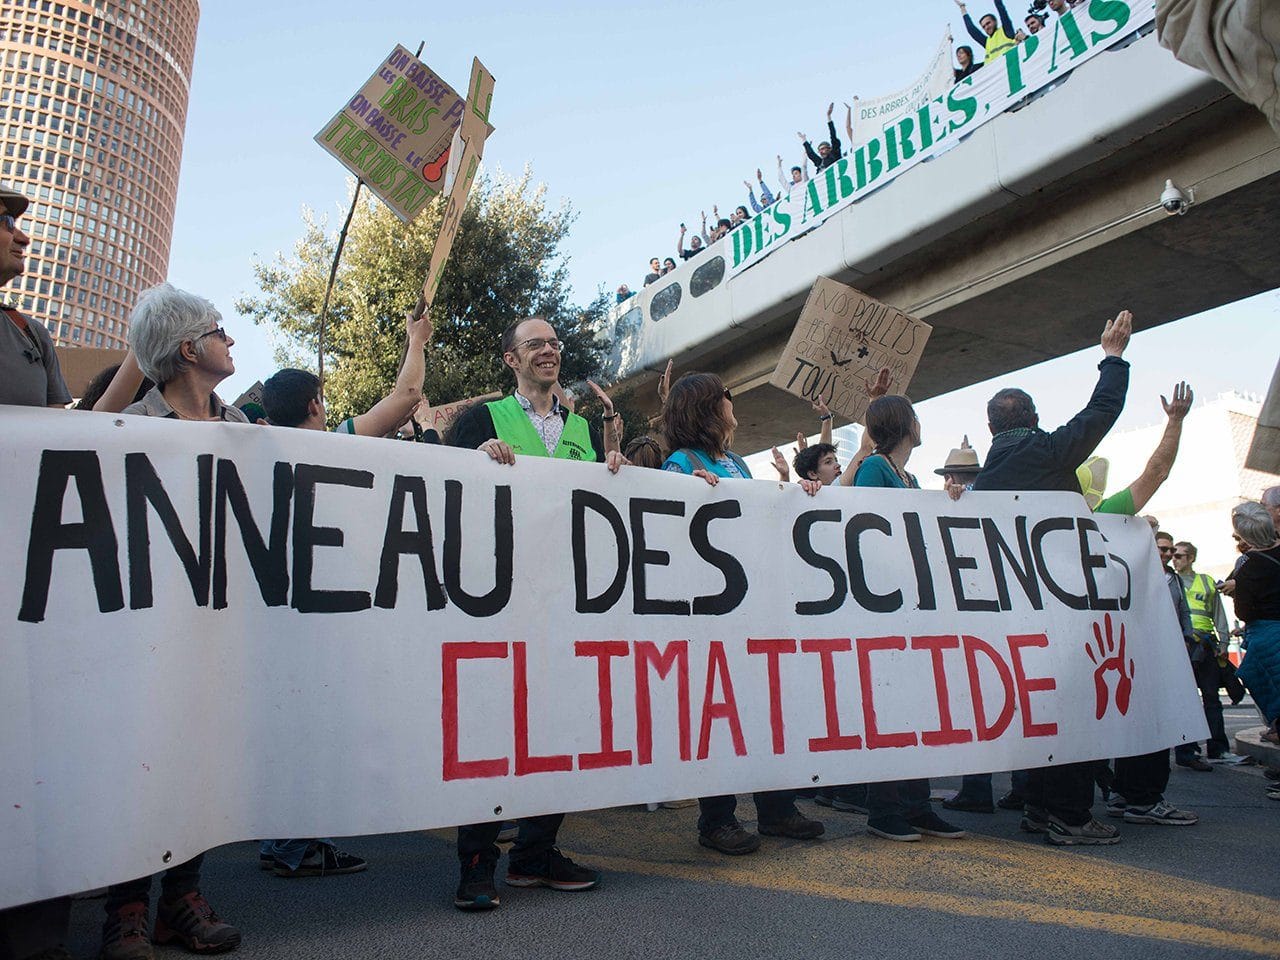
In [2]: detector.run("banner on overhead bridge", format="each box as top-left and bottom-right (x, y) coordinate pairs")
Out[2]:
(0, 405), (1204, 908)
(728, 0), (1158, 276)
(771, 277), (932, 424)
(850, 29), (955, 153)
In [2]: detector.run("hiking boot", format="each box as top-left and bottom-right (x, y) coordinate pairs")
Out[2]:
(867, 816), (922, 842)
(1044, 815), (1120, 846)
(505, 848), (599, 891)
(1176, 757), (1213, 772)
(942, 794), (994, 814)
(272, 842), (366, 878)
(758, 812), (824, 839)
(997, 791), (1026, 811)
(453, 854), (499, 911)
(153, 892), (241, 954)
(830, 787), (869, 813)
(495, 821), (518, 843)
(99, 901), (152, 960)
(698, 821), (761, 855)
(1019, 805), (1050, 834)
(1105, 794), (1128, 819)
(1123, 800), (1198, 825)
(908, 811), (966, 838)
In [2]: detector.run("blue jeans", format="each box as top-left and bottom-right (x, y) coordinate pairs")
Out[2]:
(953, 769), (1030, 805)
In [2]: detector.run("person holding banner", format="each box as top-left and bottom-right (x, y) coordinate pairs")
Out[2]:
(447, 315), (622, 911)
(100, 284), (244, 958)
(852, 395), (968, 843)
(955, 0), (1018, 63)
(973, 309), (1132, 846)
(660, 372), (826, 854)
(799, 103), (842, 172)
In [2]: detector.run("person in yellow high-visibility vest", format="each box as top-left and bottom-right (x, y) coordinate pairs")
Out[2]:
(1171, 541), (1239, 763)
(956, 0), (1020, 63)
(446, 316), (626, 913)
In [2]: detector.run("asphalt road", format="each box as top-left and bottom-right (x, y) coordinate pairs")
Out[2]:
(65, 705), (1278, 960)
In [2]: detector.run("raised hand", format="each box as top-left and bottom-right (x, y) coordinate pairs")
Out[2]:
(863, 366), (892, 399)
(795, 430), (809, 452)
(811, 394), (831, 419)
(657, 358), (673, 405)
(1101, 309), (1133, 357)
(405, 308), (433, 344)
(756, 167), (764, 182)
(743, 179), (752, 190)
(770, 447), (790, 481)
(586, 379), (615, 417)
(826, 102), (834, 118)
(797, 131), (807, 141)
(1161, 381), (1193, 421)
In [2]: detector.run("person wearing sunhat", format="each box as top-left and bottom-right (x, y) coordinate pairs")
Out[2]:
(937, 436), (982, 499)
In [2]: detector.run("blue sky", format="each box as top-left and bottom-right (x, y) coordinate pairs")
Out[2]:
(168, 0), (1278, 466)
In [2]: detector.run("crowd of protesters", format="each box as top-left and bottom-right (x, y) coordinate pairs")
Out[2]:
(2, 173), (1278, 960)
(627, 0), (1112, 292)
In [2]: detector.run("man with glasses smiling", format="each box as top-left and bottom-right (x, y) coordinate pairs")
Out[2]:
(447, 315), (624, 912)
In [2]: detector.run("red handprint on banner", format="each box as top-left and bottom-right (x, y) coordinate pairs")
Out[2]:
(1085, 613), (1135, 720)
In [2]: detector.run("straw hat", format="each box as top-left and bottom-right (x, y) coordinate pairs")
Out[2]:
(935, 436), (981, 476)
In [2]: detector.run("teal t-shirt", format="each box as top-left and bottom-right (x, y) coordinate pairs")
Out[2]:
(663, 448), (752, 479)
(853, 454), (918, 489)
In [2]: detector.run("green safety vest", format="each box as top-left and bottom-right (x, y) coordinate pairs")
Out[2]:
(486, 395), (597, 462)
(984, 29), (1017, 62)
(1182, 572), (1217, 635)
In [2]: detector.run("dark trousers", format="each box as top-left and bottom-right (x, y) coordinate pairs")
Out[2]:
(457, 814), (563, 867)
(953, 769), (1031, 804)
(697, 790), (796, 834)
(1175, 654), (1230, 761)
(0, 898), (71, 960)
(104, 854), (204, 913)
(867, 779), (930, 823)
(1114, 749), (1170, 807)
(1024, 762), (1095, 826)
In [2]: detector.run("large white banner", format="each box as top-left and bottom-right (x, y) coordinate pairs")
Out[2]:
(0, 408), (1204, 908)
(851, 30), (955, 152)
(728, 0), (1158, 275)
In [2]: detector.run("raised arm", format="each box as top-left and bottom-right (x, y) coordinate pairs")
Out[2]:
(677, 223), (688, 257)
(1125, 381), (1192, 512)
(994, 0), (1014, 38)
(349, 311), (431, 437)
(93, 348), (145, 412)
(845, 102), (855, 146)
(826, 107), (842, 158)
(957, 0), (987, 43)
(1046, 310), (1132, 470)
(840, 367), (891, 485)
(757, 170), (774, 207)
(745, 181), (762, 214)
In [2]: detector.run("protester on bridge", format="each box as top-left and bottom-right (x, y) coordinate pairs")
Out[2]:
(0, 182), (78, 960)
(842, 100), (862, 153)
(447, 316), (624, 911)
(731, 206), (750, 229)
(1024, 13), (1045, 34)
(954, 45), (982, 81)
(777, 154), (810, 200)
(616, 284), (634, 303)
(644, 257), (662, 286)
(1231, 502), (1280, 744)
(660, 372), (825, 853)
(956, 0), (1018, 62)
(678, 225), (705, 261)
(1172, 540), (1239, 763)
(663, 257), (678, 275)
(848, 396), (967, 840)
(973, 308), (1132, 845)
(101, 284), (244, 959)
(744, 171), (775, 214)
(799, 103), (843, 172)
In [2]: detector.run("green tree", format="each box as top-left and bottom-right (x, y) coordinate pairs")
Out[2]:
(236, 170), (610, 428)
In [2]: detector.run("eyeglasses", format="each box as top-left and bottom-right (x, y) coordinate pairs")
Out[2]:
(519, 337), (561, 353)
(1157, 544), (1174, 552)
(723, 388), (733, 401)
(196, 326), (228, 343)
(1172, 552), (1190, 558)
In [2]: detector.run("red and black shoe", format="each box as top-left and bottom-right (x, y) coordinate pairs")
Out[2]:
(99, 901), (153, 960)
(153, 892), (240, 954)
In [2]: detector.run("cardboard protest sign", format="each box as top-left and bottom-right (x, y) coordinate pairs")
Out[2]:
(416, 57), (495, 314)
(770, 276), (932, 424)
(420, 390), (501, 433)
(0, 407), (1206, 908)
(232, 381), (265, 410)
(314, 45), (469, 222)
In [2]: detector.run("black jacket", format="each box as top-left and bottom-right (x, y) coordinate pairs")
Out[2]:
(973, 357), (1129, 493)
(804, 119), (843, 171)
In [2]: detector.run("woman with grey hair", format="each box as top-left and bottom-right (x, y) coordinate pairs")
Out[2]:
(1231, 501), (1280, 754)
(120, 283), (248, 422)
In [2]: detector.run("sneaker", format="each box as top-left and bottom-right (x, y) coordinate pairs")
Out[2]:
(997, 791), (1027, 811)
(941, 794), (994, 814)
(496, 821), (518, 843)
(1176, 757), (1214, 772)
(272, 842), (366, 878)
(830, 788), (869, 814)
(698, 821), (761, 855)
(153, 892), (241, 954)
(813, 788), (835, 808)
(505, 848), (599, 891)
(1266, 786), (1280, 801)
(1123, 800), (1198, 825)
(1105, 794), (1128, 819)
(99, 901), (153, 960)
(867, 816), (922, 842)
(908, 811), (966, 838)
(1019, 805), (1050, 834)
(1207, 751), (1249, 765)
(758, 812), (824, 839)
(453, 854), (499, 911)
(1044, 815), (1121, 846)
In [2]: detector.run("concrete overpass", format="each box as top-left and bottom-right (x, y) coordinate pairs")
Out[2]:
(599, 31), (1280, 451)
